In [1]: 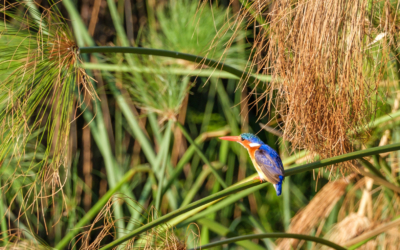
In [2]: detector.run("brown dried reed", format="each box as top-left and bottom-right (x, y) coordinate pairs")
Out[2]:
(222, 0), (391, 171)
(277, 175), (354, 249)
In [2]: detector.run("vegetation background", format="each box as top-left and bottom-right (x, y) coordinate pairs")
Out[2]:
(1, 0), (400, 249)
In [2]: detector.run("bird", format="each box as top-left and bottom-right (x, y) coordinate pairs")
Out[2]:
(219, 133), (285, 196)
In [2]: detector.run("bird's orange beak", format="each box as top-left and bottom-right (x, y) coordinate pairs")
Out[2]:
(219, 136), (241, 142)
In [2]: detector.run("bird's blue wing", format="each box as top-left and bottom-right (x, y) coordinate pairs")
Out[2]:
(254, 145), (284, 184)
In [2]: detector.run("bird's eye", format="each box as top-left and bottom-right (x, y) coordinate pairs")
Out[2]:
(240, 137), (244, 141)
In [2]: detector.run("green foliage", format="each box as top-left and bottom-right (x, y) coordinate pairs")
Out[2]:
(1, 1), (400, 250)
(0, 3), (95, 170)
(148, 0), (247, 67)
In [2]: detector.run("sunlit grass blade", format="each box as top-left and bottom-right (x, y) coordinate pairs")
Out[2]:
(81, 62), (273, 81)
(98, 142), (400, 249)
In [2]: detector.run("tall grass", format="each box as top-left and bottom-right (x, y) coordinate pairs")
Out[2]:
(1, 1), (400, 250)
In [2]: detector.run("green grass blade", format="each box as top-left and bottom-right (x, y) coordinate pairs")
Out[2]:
(181, 162), (223, 207)
(79, 47), (260, 85)
(81, 62), (273, 81)
(108, 81), (156, 166)
(187, 233), (346, 250)
(358, 158), (386, 179)
(162, 128), (229, 197)
(177, 122), (227, 188)
(155, 121), (173, 211)
(62, 0), (93, 46)
(0, 180), (8, 246)
(285, 142), (400, 176)
(183, 184), (267, 224)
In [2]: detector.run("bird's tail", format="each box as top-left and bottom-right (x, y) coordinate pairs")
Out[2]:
(273, 175), (284, 196)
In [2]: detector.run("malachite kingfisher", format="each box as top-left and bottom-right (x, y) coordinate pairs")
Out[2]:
(220, 133), (285, 196)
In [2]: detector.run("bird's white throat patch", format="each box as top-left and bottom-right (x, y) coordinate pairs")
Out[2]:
(249, 143), (261, 148)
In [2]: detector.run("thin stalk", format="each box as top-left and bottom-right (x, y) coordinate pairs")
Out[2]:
(148, 112), (162, 143)
(81, 95), (126, 237)
(98, 142), (400, 250)
(176, 122), (227, 188)
(155, 121), (173, 211)
(358, 169), (400, 194)
(358, 158), (385, 179)
(379, 155), (400, 185)
(79, 47), (260, 85)
(238, 0), (269, 33)
(105, 0), (135, 66)
(25, 0), (46, 32)
(55, 167), (150, 250)
(187, 233), (346, 250)
(281, 141), (290, 230)
(81, 63), (273, 81)
(285, 143), (400, 176)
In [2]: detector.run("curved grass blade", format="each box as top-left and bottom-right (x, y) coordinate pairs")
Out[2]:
(81, 62), (273, 81)
(79, 46), (259, 85)
(187, 233), (346, 250)
(197, 218), (265, 250)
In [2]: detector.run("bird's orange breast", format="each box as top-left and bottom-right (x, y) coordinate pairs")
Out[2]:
(241, 141), (272, 182)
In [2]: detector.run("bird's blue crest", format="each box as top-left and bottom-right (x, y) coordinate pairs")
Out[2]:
(240, 133), (264, 144)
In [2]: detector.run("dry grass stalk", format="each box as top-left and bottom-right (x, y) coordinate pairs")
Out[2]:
(320, 213), (371, 249)
(317, 178), (373, 250)
(0, 229), (49, 249)
(277, 176), (354, 250)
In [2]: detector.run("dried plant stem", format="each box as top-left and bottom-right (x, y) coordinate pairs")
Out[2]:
(358, 169), (400, 194)
(188, 233), (346, 250)
(345, 216), (400, 249)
